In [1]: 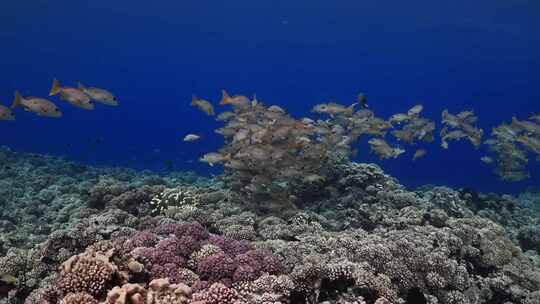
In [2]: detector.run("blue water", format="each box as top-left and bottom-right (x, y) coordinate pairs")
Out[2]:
(0, 0), (538, 193)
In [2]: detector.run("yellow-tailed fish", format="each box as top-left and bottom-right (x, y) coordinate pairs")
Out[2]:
(78, 82), (118, 106)
(49, 78), (94, 110)
(11, 91), (62, 118)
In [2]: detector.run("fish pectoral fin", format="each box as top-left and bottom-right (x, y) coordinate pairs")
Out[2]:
(59, 91), (68, 100)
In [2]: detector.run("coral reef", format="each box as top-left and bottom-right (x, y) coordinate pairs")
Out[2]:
(0, 145), (539, 304)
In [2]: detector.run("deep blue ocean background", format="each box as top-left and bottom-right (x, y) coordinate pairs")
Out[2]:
(0, 0), (537, 193)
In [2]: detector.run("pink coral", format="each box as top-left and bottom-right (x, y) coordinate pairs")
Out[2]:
(233, 265), (258, 282)
(192, 282), (238, 304)
(124, 230), (159, 251)
(153, 223), (183, 235)
(156, 235), (200, 258)
(132, 246), (185, 267)
(197, 252), (236, 282)
(244, 249), (284, 274)
(207, 235), (252, 256)
(174, 222), (209, 241)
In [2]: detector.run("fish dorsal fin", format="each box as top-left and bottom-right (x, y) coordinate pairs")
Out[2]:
(77, 81), (86, 90)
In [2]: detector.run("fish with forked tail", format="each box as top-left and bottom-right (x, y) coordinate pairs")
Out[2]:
(78, 82), (118, 106)
(191, 95), (215, 116)
(49, 78), (94, 110)
(220, 90), (250, 108)
(11, 91), (62, 118)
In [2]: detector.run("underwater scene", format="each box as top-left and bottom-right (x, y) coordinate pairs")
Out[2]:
(0, 1), (539, 303)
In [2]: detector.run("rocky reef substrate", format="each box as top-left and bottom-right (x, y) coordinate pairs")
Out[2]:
(0, 147), (539, 304)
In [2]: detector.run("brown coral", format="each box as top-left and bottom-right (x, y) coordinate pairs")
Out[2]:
(106, 283), (147, 304)
(60, 292), (98, 304)
(56, 251), (117, 297)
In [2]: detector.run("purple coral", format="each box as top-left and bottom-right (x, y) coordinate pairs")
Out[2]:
(178, 235), (201, 257)
(124, 230), (159, 251)
(153, 223), (183, 236)
(132, 246), (186, 267)
(233, 265), (258, 282)
(150, 263), (178, 281)
(192, 280), (211, 293)
(207, 234), (252, 256)
(192, 282), (239, 304)
(245, 249), (284, 274)
(197, 252), (237, 282)
(155, 235), (200, 258)
(174, 222), (209, 241)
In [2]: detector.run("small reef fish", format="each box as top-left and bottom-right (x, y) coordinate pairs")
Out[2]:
(49, 79), (94, 110)
(11, 91), (62, 118)
(220, 90), (250, 108)
(492, 123), (519, 142)
(412, 149), (427, 161)
(368, 138), (405, 159)
(441, 110), (461, 128)
(0, 273), (17, 285)
(407, 104), (423, 117)
(0, 104), (15, 120)
(440, 110), (483, 149)
(389, 113), (410, 125)
(78, 82), (118, 106)
(267, 105), (286, 114)
(216, 111), (235, 121)
(456, 110), (477, 124)
(357, 92), (368, 109)
(480, 156), (494, 164)
(312, 102), (356, 116)
(199, 152), (230, 166)
(183, 134), (201, 142)
(516, 135), (540, 154)
(191, 95), (215, 116)
(512, 117), (540, 135)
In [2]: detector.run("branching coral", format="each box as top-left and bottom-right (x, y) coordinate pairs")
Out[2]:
(149, 187), (202, 216)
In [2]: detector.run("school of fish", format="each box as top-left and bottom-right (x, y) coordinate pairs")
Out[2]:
(189, 91), (539, 184)
(0, 78), (117, 120)
(3, 85), (538, 184)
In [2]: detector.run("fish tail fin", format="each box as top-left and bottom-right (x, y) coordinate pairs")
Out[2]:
(11, 91), (22, 109)
(191, 95), (198, 105)
(220, 89), (231, 105)
(49, 78), (61, 96)
(77, 81), (86, 90)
